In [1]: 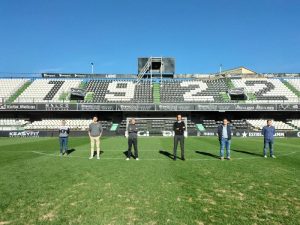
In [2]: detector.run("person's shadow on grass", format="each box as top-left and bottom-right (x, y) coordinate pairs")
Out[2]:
(92, 150), (104, 157)
(195, 151), (219, 159)
(65, 148), (75, 155)
(231, 149), (261, 157)
(159, 150), (175, 160)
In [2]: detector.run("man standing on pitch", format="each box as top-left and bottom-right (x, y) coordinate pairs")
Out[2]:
(88, 116), (103, 160)
(173, 114), (186, 161)
(126, 118), (139, 160)
(217, 118), (232, 160)
(59, 120), (70, 156)
(262, 119), (276, 158)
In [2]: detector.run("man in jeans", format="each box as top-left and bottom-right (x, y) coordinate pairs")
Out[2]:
(126, 118), (139, 160)
(217, 118), (232, 160)
(88, 116), (103, 160)
(262, 119), (276, 158)
(59, 120), (70, 156)
(173, 114), (186, 161)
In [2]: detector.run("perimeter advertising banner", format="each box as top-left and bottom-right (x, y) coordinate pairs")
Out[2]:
(0, 103), (299, 111)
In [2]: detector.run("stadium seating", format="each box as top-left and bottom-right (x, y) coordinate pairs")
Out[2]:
(231, 78), (298, 102)
(117, 119), (196, 134)
(0, 118), (28, 131)
(0, 79), (29, 103)
(287, 119), (300, 129)
(286, 79), (300, 92)
(202, 119), (250, 130)
(160, 79), (228, 103)
(15, 79), (82, 103)
(85, 80), (152, 103)
(246, 119), (294, 130)
(25, 119), (112, 130)
(0, 77), (299, 104)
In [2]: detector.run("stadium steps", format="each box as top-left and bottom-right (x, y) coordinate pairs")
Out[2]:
(6, 81), (32, 103)
(247, 92), (257, 101)
(283, 80), (300, 97)
(225, 78), (235, 89)
(196, 124), (206, 131)
(219, 92), (230, 102)
(153, 83), (160, 103)
(59, 92), (69, 101)
(110, 123), (119, 131)
(84, 92), (94, 102)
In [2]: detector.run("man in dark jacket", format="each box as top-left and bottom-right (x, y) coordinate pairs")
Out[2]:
(217, 118), (232, 160)
(262, 119), (276, 158)
(173, 114), (186, 161)
(126, 118), (139, 160)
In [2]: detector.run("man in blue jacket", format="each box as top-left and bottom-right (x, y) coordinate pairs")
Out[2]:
(217, 118), (232, 160)
(262, 120), (276, 158)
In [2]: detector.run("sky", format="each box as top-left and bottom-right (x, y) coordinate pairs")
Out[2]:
(0, 0), (300, 75)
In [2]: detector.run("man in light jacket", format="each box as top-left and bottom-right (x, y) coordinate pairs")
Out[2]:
(88, 116), (103, 160)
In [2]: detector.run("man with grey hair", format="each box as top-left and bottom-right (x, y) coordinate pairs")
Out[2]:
(126, 118), (139, 160)
(88, 116), (103, 160)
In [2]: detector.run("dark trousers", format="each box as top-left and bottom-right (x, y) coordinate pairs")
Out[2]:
(173, 135), (184, 159)
(128, 137), (138, 158)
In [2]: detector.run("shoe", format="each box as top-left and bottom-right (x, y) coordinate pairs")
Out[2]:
(60, 153), (63, 157)
(97, 156), (100, 160)
(135, 158), (139, 161)
(264, 155), (267, 158)
(182, 158), (185, 161)
(126, 158), (130, 161)
(89, 156), (93, 159)
(226, 157), (231, 160)
(220, 157), (224, 160)
(271, 155), (276, 158)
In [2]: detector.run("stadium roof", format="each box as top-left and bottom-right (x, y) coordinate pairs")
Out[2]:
(221, 67), (256, 75)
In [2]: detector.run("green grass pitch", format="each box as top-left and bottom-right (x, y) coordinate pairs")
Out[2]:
(0, 136), (299, 225)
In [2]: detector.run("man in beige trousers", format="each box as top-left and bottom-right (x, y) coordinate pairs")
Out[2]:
(88, 116), (103, 160)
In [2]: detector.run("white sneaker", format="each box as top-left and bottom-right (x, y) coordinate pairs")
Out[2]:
(271, 155), (276, 158)
(97, 156), (100, 160)
(126, 158), (130, 161)
(136, 158), (139, 161)
(264, 155), (267, 158)
(89, 156), (93, 159)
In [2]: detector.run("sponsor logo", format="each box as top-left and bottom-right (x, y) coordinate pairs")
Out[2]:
(137, 131), (149, 136)
(45, 103), (69, 111)
(162, 131), (173, 137)
(240, 131), (285, 138)
(9, 131), (39, 137)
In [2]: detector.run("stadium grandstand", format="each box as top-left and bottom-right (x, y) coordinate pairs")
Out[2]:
(0, 58), (299, 138)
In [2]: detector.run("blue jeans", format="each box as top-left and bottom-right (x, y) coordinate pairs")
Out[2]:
(220, 138), (231, 158)
(263, 139), (274, 156)
(59, 137), (68, 154)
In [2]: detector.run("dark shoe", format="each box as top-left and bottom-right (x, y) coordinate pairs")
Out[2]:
(182, 157), (185, 161)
